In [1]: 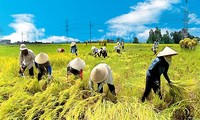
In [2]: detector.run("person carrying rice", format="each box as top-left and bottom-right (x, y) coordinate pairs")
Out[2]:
(141, 46), (178, 102)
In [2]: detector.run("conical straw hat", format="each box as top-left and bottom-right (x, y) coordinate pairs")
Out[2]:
(157, 46), (178, 57)
(90, 65), (108, 83)
(70, 58), (86, 71)
(20, 44), (27, 51)
(70, 42), (76, 46)
(35, 53), (49, 64)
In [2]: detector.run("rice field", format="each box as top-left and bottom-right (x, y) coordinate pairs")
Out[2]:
(0, 43), (199, 120)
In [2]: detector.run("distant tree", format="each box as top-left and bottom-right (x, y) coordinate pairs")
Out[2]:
(146, 29), (154, 43)
(195, 37), (200, 41)
(133, 37), (139, 43)
(146, 27), (162, 43)
(161, 30), (173, 44)
(170, 31), (182, 44)
(121, 38), (124, 42)
(116, 37), (120, 42)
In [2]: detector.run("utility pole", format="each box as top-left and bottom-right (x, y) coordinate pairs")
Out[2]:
(27, 32), (29, 42)
(66, 18), (69, 43)
(21, 32), (24, 43)
(183, 0), (189, 38)
(89, 21), (92, 44)
(66, 18), (68, 37)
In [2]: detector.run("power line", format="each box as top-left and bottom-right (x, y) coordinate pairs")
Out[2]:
(66, 18), (68, 37)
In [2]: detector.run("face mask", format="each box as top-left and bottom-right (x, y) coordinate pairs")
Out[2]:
(164, 56), (172, 65)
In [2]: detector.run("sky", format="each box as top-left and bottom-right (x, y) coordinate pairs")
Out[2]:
(0, 0), (200, 43)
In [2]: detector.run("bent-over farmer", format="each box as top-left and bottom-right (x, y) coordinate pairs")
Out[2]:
(89, 63), (116, 95)
(35, 53), (52, 81)
(141, 46), (178, 102)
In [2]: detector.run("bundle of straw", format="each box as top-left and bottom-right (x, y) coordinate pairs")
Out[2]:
(168, 80), (195, 101)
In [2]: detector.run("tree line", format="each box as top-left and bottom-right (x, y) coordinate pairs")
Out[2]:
(131, 27), (199, 44)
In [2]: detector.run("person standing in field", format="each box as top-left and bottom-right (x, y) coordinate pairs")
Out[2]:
(67, 58), (86, 80)
(141, 46), (178, 102)
(19, 44), (37, 78)
(35, 53), (52, 81)
(152, 40), (159, 55)
(121, 40), (125, 50)
(70, 41), (78, 56)
(89, 63), (116, 95)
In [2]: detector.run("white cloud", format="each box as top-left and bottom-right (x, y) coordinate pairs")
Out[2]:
(2, 14), (45, 43)
(106, 0), (180, 42)
(188, 27), (200, 37)
(98, 29), (104, 33)
(189, 13), (200, 25)
(38, 36), (79, 43)
(2, 13), (80, 43)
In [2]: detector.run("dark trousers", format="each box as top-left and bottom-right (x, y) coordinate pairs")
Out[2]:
(97, 83), (116, 95)
(38, 67), (46, 81)
(117, 49), (120, 53)
(19, 66), (34, 76)
(141, 75), (162, 102)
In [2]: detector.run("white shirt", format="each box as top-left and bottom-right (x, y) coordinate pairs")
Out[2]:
(89, 63), (114, 91)
(19, 49), (35, 69)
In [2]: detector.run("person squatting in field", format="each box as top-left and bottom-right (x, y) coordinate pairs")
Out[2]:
(99, 47), (108, 58)
(70, 42), (78, 56)
(57, 48), (65, 53)
(141, 46), (178, 102)
(67, 58), (86, 80)
(19, 44), (37, 78)
(91, 46), (100, 57)
(35, 53), (52, 81)
(89, 63), (116, 95)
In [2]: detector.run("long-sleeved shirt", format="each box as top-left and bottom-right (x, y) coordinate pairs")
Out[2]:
(67, 61), (80, 75)
(19, 49), (35, 69)
(147, 56), (170, 83)
(38, 61), (52, 75)
(89, 63), (113, 92)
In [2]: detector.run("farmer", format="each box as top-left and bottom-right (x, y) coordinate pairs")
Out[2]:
(89, 63), (116, 95)
(70, 41), (78, 56)
(19, 44), (37, 78)
(91, 46), (99, 57)
(35, 53), (52, 81)
(99, 47), (107, 58)
(141, 46), (178, 102)
(152, 40), (159, 55)
(121, 40), (125, 50)
(67, 58), (86, 80)
(116, 45), (120, 54)
(57, 48), (65, 53)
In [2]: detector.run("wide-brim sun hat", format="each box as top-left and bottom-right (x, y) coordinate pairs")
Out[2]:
(70, 42), (76, 47)
(20, 44), (27, 51)
(90, 65), (108, 83)
(91, 46), (96, 50)
(35, 53), (49, 64)
(157, 46), (178, 57)
(70, 58), (86, 71)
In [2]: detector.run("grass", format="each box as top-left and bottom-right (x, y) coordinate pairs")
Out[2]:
(0, 43), (199, 119)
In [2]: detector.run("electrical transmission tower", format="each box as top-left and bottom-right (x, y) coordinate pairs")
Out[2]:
(89, 21), (93, 44)
(66, 19), (68, 37)
(182, 0), (189, 38)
